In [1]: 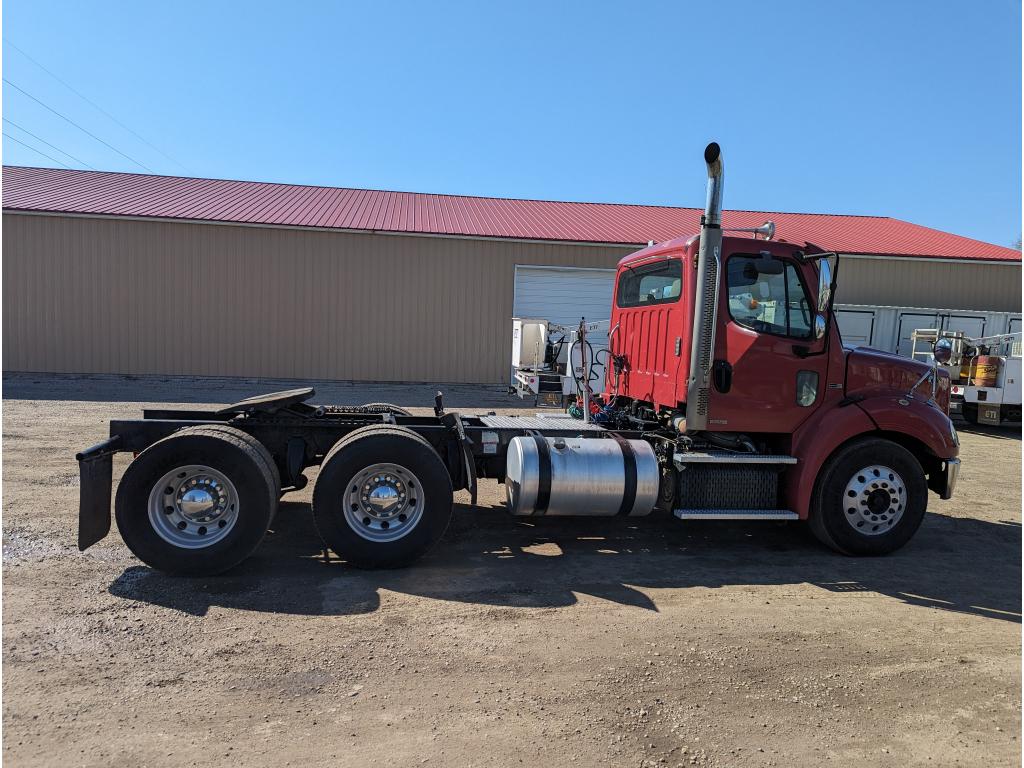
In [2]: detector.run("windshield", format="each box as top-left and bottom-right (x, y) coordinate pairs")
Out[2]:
(726, 255), (813, 338)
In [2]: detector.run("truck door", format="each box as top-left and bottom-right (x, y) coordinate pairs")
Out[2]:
(706, 253), (830, 434)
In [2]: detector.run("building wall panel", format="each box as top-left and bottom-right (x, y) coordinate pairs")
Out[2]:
(2, 212), (1019, 383)
(836, 257), (1020, 312)
(2, 213), (633, 382)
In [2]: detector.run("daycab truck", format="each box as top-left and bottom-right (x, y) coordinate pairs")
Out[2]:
(76, 143), (961, 575)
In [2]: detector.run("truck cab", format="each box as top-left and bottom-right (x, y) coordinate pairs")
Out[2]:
(608, 234), (841, 435)
(602, 221), (954, 548)
(602, 144), (959, 551)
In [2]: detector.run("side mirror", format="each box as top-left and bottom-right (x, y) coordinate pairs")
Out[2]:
(814, 314), (827, 339)
(933, 338), (953, 364)
(817, 259), (833, 312)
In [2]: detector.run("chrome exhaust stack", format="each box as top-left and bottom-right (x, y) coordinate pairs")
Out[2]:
(685, 142), (725, 433)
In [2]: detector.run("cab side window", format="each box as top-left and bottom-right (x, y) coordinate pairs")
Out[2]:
(726, 256), (812, 338)
(616, 259), (683, 308)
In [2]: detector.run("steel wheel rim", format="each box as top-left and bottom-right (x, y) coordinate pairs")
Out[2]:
(842, 464), (906, 536)
(343, 462), (423, 542)
(147, 465), (240, 549)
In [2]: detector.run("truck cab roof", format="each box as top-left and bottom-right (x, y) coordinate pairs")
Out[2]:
(617, 235), (814, 267)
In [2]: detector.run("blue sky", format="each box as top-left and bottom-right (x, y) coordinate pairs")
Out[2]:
(3, 0), (1021, 246)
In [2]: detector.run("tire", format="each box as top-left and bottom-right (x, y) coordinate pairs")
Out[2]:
(808, 437), (928, 556)
(961, 403), (979, 425)
(362, 402), (413, 417)
(114, 426), (277, 575)
(312, 425), (453, 569)
(199, 425), (281, 496)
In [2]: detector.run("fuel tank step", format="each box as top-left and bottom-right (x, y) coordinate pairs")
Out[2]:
(674, 509), (799, 520)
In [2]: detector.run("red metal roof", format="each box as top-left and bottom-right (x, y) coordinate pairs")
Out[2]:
(2, 166), (1019, 262)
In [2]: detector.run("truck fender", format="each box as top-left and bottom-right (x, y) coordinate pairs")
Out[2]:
(854, 395), (958, 461)
(785, 395), (958, 519)
(784, 403), (876, 519)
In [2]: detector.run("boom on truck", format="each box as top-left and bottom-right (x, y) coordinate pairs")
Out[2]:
(77, 143), (961, 575)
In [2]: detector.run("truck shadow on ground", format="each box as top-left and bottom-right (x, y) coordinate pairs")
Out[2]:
(954, 423), (1022, 441)
(109, 500), (1022, 624)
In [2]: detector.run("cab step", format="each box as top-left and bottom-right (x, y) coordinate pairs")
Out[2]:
(674, 451), (798, 465)
(674, 509), (799, 520)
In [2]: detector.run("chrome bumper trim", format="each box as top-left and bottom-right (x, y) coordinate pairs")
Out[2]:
(941, 458), (961, 501)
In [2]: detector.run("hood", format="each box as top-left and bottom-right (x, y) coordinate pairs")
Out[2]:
(845, 345), (951, 411)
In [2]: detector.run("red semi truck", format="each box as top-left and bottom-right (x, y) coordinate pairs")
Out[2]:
(76, 143), (961, 574)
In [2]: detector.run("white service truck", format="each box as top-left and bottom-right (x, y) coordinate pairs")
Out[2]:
(911, 329), (1022, 426)
(510, 317), (609, 408)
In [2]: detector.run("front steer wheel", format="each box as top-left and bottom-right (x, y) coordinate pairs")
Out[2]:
(312, 425), (453, 569)
(809, 437), (928, 556)
(114, 426), (277, 575)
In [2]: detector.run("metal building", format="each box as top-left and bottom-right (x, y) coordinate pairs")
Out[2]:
(3, 166), (1020, 383)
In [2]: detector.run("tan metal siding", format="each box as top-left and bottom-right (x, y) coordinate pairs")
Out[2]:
(835, 257), (1021, 312)
(3, 212), (1019, 382)
(2, 213), (632, 382)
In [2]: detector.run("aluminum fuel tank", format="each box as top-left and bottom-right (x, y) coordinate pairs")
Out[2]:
(505, 435), (660, 516)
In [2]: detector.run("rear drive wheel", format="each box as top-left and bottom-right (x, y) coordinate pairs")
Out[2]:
(312, 425), (453, 568)
(809, 437), (927, 556)
(114, 426), (277, 575)
(199, 424), (281, 497)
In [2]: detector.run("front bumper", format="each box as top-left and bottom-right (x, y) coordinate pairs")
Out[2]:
(939, 457), (961, 501)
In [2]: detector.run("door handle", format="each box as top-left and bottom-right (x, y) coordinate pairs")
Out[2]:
(712, 360), (732, 393)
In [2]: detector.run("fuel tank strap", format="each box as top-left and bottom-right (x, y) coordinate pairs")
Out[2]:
(611, 434), (638, 516)
(532, 435), (552, 515)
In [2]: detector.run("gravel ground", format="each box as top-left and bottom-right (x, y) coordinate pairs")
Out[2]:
(2, 372), (1021, 767)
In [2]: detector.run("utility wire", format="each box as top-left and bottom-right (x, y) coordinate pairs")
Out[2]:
(2, 117), (96, 169)
(4, 37), (187, 172)
(3, 77), (152, 171)
(3, 131), (71, 168)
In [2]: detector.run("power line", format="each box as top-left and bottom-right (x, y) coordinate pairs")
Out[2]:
(3, 77), (152, 171)
(2, 117), (96, 169)
(3, 37), (187, 172)
(3, 131), (71, 168)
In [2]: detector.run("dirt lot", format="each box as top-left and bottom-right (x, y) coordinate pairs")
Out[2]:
(2, 373), (1021, 767)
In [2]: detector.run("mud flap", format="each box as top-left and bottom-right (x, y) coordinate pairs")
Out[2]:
(440, 412), (477, 505)
(76, 436), (121, 551)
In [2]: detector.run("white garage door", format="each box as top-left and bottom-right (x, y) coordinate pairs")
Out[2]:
(513, 265), (616, 341)
(514, 265), (616, 324)
(513, 265), (617, 383)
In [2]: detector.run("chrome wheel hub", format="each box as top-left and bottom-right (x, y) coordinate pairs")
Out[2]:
(344, 462), (423, 543)
(147, 465), (239, 548)
(843, 464), (906, 536)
